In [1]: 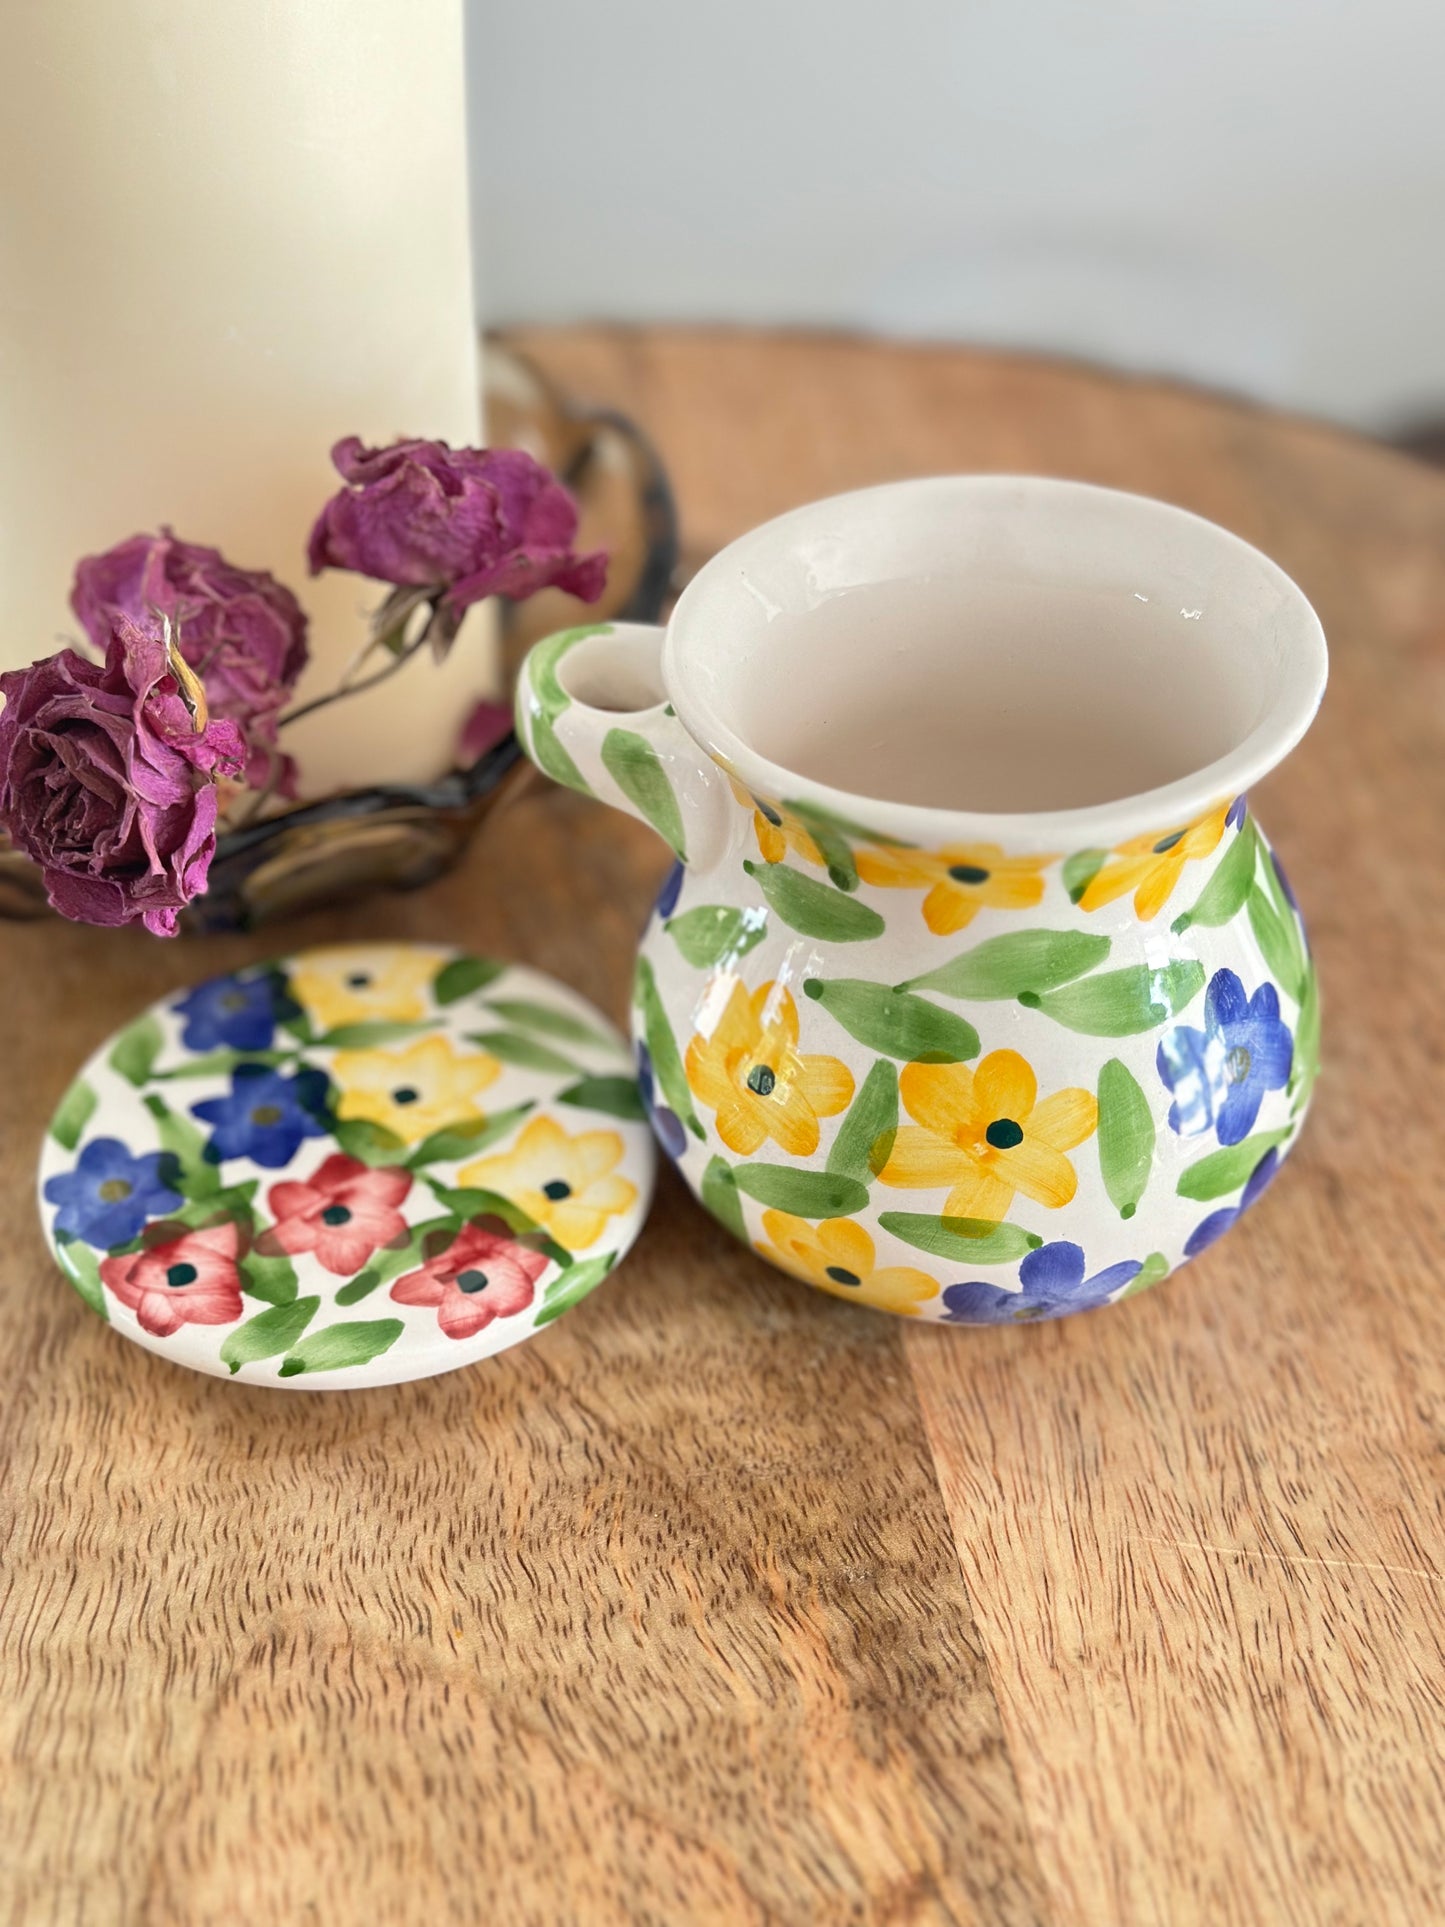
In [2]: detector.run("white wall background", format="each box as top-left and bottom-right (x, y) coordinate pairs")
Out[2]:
(467, 0), (1445, 430)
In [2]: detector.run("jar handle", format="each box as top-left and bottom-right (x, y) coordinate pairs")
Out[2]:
(515, 621), (732, 869)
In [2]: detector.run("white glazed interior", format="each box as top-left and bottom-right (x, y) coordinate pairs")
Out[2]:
(661, 476), (1328, 846)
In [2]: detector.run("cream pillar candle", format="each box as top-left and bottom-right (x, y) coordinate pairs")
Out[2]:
(0, 1), (490, 794)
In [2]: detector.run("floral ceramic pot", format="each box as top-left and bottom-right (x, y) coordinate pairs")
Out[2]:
(516, 477), (1328, 1323)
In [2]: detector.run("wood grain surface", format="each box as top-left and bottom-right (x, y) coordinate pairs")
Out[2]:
(3, 327), (1444, 1926)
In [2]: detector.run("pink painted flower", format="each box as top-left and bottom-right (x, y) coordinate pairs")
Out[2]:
(0, 621), (245, 935)
(307, 438), (607, 618)
(72, 531), (310, 797)
(257, 1153), (413, 1276)
(99, 1221), (245, 1337)
(389, 1215), (549, 1340)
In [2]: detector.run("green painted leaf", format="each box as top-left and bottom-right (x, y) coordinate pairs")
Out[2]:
(601, 727), (687, 860)
(1172, 819), (1257, 932)
(239, 1247), (298, 1306)
(407, 1102), (535, 1168)
(163, 1180), (260, 1235)
(50, 1076), (97, 1152)
(1246, 883), (1308, 1005)
(153, 1048), (293, 1081)
(905, 928), (1111, 1000)
(534, 1252), (617, 1326)
(1176, 1128), (1292, 1201)
(826, 1059), (899, 1185)
(335, 1216), (458, 1304)
(802, 978), (979, 1062)
(466, 1030), (580, 1075)
(1062, 848), (1108, 904)
(1028, 960), (1205, 1036)
(54, 1234), (107, 1319)
(220, 1297), (320, 1373)
(1119, 1252), (1171, 1298)
(334, 1270), (381, 1306)
(742, 860), (885, 943)
(634, 955), (703, 1139)
(425, 1181), (543, 1239)
(1290, 962), (1322, 1113)
(143, 1094), (220, 1199)
(277, 1318), (404, 1377)
(776, 801), (860, 889)
(700, 1156), (747, 1240)
(732, 1165), (870, 1217)
(483, 997), (615, 1048)
(108, 1013), (164, 1086)
(528, 707), (593, 796)
(332, 1117), (409, 1166)
(433, 955), (505, 1005)
(316, 1020), (431, 1049)
(879, 1215), (1042, 1264)
(556, 1076), (646, 1122)
(665, 904), (768, 969)
(782, 797), (912, 847)
(1097, 1058), (1155, 1219)
(529, 622), (613, 720)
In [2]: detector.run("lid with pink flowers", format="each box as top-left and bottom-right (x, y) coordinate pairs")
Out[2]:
(38, 943), (656, 1389)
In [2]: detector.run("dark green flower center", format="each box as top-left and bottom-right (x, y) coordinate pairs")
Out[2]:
(757, 799), (783, 826)
(456, 1269), (489, 1294)
(985, 1117), (1025, 1150)
(948, 863), (991, 885)
(542, 1179), (572, 1201)
(746, 1064), (777, 1097)
(321, 1204), (352, 1226)
(220, 991), (249, 1011)
(391, 1086), (419, 1105)
(250, 1105), (283, 1127)
(346, 972), (371, 988)
(1152, 830), (1185, 854)
(1225, 1045), (1253, 1085)
(97, 1178), (133, 1202)
(165, 1263), (198, 1289)
(825, 1266), (861, 1286)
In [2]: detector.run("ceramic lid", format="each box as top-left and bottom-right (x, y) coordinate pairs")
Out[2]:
(38, 944), (654, 1389)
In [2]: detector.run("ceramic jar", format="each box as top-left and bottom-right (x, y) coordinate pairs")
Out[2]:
(517, 477), (1327, 1322)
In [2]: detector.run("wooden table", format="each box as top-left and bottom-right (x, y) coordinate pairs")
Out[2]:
(4, 329), (1444, 1927)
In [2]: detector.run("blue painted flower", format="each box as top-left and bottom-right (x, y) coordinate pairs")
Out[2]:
(44, 1136), (182, 1249)
(636, 1041), (686, 1159)
(1226, 793), (1248, 830)
(1157, 968), (1292, 1145)
(941, 1241), (1142, 1324)
(1184, 1147), (1281, 1258)
(192, 1063), (330, 1168)
(654, 860), (684, 921)
(174, 969), (301, 1052)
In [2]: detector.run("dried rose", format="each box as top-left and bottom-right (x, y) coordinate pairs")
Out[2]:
(0, 620), (245, 935)
(306, 438), (607, 617)
(71, 531), (309, 798)
(457, 698), (514, 767)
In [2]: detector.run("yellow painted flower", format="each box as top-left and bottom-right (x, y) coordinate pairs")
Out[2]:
(460, 1113), (637, 1251)
(855, 841), (1054, 935)
(879, 1049), (1097, 1223)
(289, 945), (438, 1030)
(729, 778), (825, 869)
(332, 1036), (500, 1145)
(685, 977), (854, 1158)
(1077, 802), (1230, 921)
(757, 1210), (938, 1316)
